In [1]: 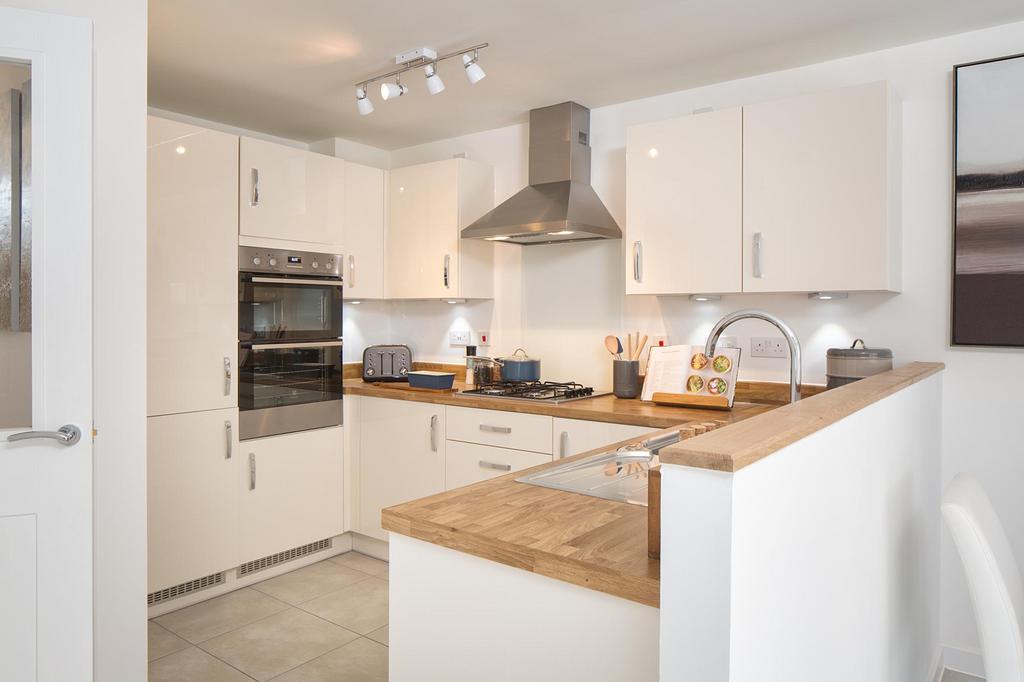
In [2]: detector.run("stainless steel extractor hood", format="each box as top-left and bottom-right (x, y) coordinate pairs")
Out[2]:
(461, 101), (621, 245)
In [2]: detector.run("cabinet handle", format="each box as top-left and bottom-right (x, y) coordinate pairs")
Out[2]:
(479, 460), (512, 472)
(225, 421), (233, 459)
(559, 431), (569, 458)
(430, 414), (439, 452)
(479, 424), (512, 434)
(249, 452), (256, 490)
(752, 232), (764, 279)
(348, 254), (355, 288)
(250, 168), (260, 207)
(223, 357), (232, 396)
(443, 254), (451, 289)
(633, 241), (643, 282)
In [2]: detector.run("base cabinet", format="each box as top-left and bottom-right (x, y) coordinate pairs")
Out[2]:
(553, 418), (659, 459)
(148, 409), (239, 592)
(238, 426), (344, 564)
(359, 397), (445, 540)
(445, 441), (551, 490)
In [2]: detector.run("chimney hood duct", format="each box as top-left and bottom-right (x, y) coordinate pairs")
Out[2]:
(461, 101), (621, 245)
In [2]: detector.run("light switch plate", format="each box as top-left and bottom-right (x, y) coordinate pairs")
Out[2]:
(449, 330), (471, 346)
(751, 337), (788, 358)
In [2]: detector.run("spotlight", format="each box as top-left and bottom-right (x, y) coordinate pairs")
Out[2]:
(688, 294), (721, 302)
(355, 85), (373, 115)
(462, 51), (485, 84)
(381, 78), (409, 101)
(424, 63), (445, 95)
(807, 292), (849, 301)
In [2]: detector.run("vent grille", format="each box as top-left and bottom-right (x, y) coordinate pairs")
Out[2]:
(238, 538), (332, 577)
(148, 571), (225, 606)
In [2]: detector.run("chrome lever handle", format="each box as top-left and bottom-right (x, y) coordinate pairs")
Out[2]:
(430, 414), (439, 452)
(249, 453), (256, 490)
(7, 424), (82, 446)
(633, 241), (643, 282)
(559, 431), (569, 458)
(225, 421), (233, 459)
(250, 168), (260, 207)
(752, 232), (764, 279)
(479, 460), (512, 472)
(443, 254), (451, 289)
(348, 255), (355, 288)
(224, 357), (232, 396)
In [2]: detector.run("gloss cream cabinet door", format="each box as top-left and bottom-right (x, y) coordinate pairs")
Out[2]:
(625, 107), (743, 295)
(342, 161), (385, 299)
(147, 117), (239, 416)
(358, 398), (446, 541)
(445, 441), (551, 491)
(742, 81), (901, 293)
(147, 408), (239, 593)
(238, 426), (344, 564)
(553, 418), (659, 459)
(239, 137), (346, 247)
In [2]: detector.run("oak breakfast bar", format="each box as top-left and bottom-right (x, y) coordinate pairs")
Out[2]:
(374, 363), (944, 682)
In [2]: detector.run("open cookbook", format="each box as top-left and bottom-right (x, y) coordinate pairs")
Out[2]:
(641, 344), (742, 409)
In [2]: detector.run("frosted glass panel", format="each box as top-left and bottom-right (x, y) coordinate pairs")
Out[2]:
(0, 64), (31, 428)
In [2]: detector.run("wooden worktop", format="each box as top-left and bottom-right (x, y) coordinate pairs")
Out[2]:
(343, 378), (775, 429)
(658, 362), (945, 472)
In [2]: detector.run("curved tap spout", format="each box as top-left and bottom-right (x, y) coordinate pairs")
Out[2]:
(704, 309), (802, 403)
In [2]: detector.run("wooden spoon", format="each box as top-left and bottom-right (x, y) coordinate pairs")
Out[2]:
(604, 335), (622, 360)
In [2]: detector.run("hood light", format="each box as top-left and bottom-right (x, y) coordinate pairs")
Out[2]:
(548, 230), (575, 236)
(445, 299), (466, 305)
(349, 300), (362, 305)
(485, 235), (510, 241)
(808, 292), (849, 301)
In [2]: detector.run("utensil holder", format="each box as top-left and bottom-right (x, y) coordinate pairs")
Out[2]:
(613, 360), (641, 399)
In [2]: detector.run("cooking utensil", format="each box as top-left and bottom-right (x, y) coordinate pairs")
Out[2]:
(626, 333), (634, 361)
(634, 334), (649, 361)
(498, 348), (541, 382)
(826, 339), (893, 389)
(467, 356), (503, 386)
(613, 359), (641, 399)
(604, 335), (620, 359)
(615, 337), (624, 359)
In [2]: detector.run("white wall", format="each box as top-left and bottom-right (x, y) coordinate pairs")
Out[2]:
(4, 1), (149, 680)
(661, 374), (942, 680)
(375, 22), (1024, 663)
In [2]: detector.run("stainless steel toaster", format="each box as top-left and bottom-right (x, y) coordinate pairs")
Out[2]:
(362, 344), (412, 382)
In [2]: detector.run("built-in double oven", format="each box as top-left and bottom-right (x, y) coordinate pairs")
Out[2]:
(238, 246), (344, 440)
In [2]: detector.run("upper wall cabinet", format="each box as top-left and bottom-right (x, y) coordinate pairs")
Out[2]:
(742, 81), (901, 293)
(625, 107), (743, 295)
(147, 117), (238, 416)
(239, 137), (346, 247)
(342, 161), (386, 299)
(386, 158), (494, 299)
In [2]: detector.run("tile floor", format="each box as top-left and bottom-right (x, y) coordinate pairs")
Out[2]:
(149, 551), (389, 681)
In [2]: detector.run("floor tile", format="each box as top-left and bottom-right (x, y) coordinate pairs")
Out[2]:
(199, 607), (358, 681)
(252, 560), (371, 605)
(271, 638), (388, 682)
(155, 588), (290, 644)
(942, 671), (984, 682)
(299, 577), (389, 635)
(366, 625), (389, 646)
(149, 646), (254, 682)
(330, 551), (389, 576)
(148, 620), (190, 661)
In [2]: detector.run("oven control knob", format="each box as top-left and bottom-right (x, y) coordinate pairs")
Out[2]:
(268, 257), (278, 267)
(311, 261), (319, 269)
(251, 256), (261, 266)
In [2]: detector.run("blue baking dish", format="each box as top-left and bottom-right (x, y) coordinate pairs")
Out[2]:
(407, 371), (456, 390)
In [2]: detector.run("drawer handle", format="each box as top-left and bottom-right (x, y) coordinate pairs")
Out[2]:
(225, 421), (233, 459)
(752, 232), (764, 279)
(559, 431), (569, 458)
(249, 452), (256, 490)
(479, 460), (512, 472)
(479, 424), (512, 434)
(430, 414), (439, 452)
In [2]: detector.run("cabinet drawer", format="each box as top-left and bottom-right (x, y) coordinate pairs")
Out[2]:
(446, 406), (552, 454)
(445, 441), (551, 490)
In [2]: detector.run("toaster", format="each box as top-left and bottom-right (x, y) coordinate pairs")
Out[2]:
(362, 345), (412, 382)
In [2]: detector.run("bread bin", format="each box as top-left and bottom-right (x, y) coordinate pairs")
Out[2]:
(826, 339), (893, 389)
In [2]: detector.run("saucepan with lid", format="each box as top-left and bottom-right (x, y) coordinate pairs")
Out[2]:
(499, 348), (541, 382)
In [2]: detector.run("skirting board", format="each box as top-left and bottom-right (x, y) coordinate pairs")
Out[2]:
(941, 646), (985, 679)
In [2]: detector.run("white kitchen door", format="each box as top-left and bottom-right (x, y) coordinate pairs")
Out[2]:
(0, 7), (94, 681)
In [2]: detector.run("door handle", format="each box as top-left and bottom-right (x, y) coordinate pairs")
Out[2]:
(478, 460), (512, 472)
(443, 254), (451, 289)
(633, 241), (643, 283)
(6, 424), (82, 446)
(225, 421), (233, 459)
(559, 431), (569, 458)
(479, 424), (512, 434)
(430, 414), (439, 452)
(348, 255), (355, 288)
(250, 168), (260, 207)
(752, 232), (764, 279)
(249, 452), (256, 490)
(224, 357), (232, 396)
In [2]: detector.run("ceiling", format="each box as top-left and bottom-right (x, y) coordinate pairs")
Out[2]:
(149, 0), (1024, 150)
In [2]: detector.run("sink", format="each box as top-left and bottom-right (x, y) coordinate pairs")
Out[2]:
(515, 432), (680, 506)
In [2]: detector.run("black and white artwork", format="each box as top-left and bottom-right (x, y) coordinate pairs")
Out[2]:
(953, 53), (1024, 346)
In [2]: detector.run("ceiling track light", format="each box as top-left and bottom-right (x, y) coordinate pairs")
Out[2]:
(354, 42), (488, 115)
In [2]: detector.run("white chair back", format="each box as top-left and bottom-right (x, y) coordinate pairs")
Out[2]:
(942, 473), (1024, 682)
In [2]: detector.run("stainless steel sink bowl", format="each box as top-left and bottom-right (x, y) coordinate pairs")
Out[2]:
(515, 431), (680, 505)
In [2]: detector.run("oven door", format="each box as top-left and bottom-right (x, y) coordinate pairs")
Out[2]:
(239, 274), (343, 343)
(238, 340), (344, 440)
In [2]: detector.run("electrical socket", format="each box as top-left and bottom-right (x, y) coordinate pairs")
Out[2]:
(751, 337), (788, 358)
(449, 330), (471, 346)
(476, 330), (491, 347)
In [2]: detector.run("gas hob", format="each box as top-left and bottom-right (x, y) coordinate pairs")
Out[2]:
(459, 381), (609, 404)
